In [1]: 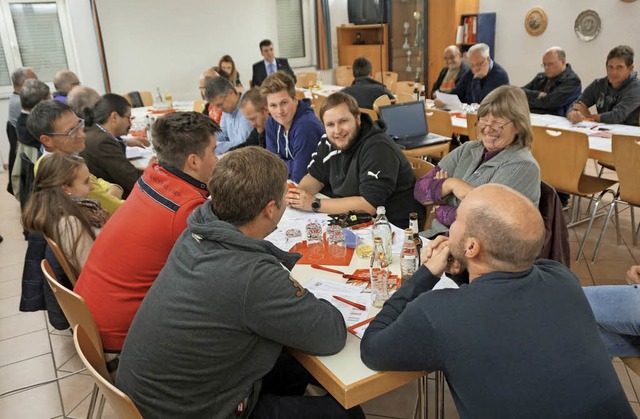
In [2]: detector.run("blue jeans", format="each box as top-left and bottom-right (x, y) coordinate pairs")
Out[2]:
(583, 285), (640, 358)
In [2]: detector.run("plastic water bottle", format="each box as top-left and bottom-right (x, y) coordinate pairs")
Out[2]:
(400, 228), (418, 286)
(372, 206), (392, 264)
(370, 237), (390, 308)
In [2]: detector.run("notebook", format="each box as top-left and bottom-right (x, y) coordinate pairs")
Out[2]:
(378, 101), (450, 149)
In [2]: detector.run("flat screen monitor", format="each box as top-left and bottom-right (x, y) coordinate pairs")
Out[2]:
(347, 0), (387, 25)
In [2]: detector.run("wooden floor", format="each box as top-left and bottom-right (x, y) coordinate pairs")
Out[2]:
(1, 166), (639, 418)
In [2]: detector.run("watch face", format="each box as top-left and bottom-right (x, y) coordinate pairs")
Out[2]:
(312, 199), (320, 211)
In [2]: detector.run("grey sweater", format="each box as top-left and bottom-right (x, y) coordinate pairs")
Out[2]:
(577, 72), (640, 126)
(116, 203), (347, 418)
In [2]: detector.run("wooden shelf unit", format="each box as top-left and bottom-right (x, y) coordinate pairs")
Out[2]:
(337, 24), (388, 73)
(457, 13), (496, 59)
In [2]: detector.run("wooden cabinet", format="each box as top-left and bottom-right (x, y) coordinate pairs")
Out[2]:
(458, 13), (496, 59)
(426, 0), (478, 94)
(337, 24), (388, 73)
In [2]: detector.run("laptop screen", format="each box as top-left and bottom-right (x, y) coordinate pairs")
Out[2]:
(378, 101), (429, 137)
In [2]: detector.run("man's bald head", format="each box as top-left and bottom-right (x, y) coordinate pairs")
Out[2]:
(53, 70), (80, 94)
(452, 184), (544, 272)
(542, 47), (567, 78)
(444, 45), (462, 71)
(199, 67), (220, 99)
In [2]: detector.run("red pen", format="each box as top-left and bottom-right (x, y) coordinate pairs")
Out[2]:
(333, 295), (366, 311)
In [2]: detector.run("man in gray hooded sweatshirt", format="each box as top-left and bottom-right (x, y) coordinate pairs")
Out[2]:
(116, 147), (364, 419)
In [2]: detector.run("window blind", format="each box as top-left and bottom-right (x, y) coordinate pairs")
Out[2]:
(276, 0), (305, 59)
(0, 41), (9, 87)
(10, 2), (68, 81)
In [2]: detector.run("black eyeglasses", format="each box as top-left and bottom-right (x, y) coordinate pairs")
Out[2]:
(44, 118), (85, 138)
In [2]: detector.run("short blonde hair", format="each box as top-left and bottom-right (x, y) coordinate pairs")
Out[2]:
(259, 71), (296, 100)
(477, 85), (533, 147)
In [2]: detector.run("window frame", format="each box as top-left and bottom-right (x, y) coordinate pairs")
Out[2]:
(0, 0), (77, 97)
(278, 0), (316, 69)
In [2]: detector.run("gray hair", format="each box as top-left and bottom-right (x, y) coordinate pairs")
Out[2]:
(53, 70), (79, 93)
(67, 86), (100, 121)
(469, 43), (490, 59)
(204, 77), (234, 102)
(20, 79), (50, 110)
(11, 67), (34, 88)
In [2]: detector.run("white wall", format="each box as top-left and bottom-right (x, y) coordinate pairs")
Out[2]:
(479, 1), (640, 86)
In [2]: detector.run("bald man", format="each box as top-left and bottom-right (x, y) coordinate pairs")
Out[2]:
(430, 45), (470, 99)
(52, 70), (80, 104)
(361, 184), (634, 418)
(522, 47), (582, 116)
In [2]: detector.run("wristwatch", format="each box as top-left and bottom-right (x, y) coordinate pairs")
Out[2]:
(311, 198), (321, 213)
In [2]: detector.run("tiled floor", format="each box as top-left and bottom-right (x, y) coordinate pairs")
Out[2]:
(1, 166), (639, 418)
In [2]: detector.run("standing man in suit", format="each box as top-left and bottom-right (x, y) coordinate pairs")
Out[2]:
(251, 39), (297, 87)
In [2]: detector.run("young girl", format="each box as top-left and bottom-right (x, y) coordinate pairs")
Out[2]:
(218, 54), (243, 88)
(22, 153), (108, 278)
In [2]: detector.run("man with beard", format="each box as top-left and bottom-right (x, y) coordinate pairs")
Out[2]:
(360, 184), (635, 419)
(287, 92), (423, 228)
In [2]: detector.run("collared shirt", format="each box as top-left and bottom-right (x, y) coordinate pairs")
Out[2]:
(215, 95), (253, 156)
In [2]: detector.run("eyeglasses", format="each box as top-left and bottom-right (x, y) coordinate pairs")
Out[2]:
(476, 120), (512, 134)
(44, 118), (85, 138)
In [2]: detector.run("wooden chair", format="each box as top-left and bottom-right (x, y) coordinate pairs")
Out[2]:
(373, 71), (398, 93)
(295, 72), (318, 89)
(294, 90), (306, 100)
(530, 127), (617, 261)
(44, 235), (78, 286)
(592, 135), (640, 260)
(425, 108), (454, 138)
(41, 259), (108, 419)
(335, 65), (354, 87)
(395, 81), (421, 95)
(359, 107), (378, 121)
(139, 91), (153, 106)
(466, 112), (478, 141)
(395, 92), (417, 104)
(311, 91), (325, 120)
(372, 94), (394, 114)
(193, 100), (205, 113)
(406, 156), (436, 230)
(74, 325), (143, 419)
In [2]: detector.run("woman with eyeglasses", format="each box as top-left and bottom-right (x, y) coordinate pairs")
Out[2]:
(22, 153), (109, 279)
(414, 85), (541, 238)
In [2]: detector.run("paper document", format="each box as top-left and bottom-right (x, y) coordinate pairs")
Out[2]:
(434, 91), (463, 110)
(305, 278), (371, 326)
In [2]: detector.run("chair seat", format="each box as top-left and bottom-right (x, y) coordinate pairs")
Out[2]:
(575, 175), (617, 196)
(596, 160), (616, 171)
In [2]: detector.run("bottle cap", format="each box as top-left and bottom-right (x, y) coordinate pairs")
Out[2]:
(376, 206), (386, 214)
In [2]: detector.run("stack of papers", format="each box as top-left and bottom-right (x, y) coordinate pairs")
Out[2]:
(305, 278), (371, 328)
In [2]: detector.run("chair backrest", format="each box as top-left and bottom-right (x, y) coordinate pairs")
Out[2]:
(126, 92), (144, 108)
(622, 357), (640, 377)
(311, 92), (326, 120)
(373, 71), (398, 93)
(425, 108), (453, 137)
(395, 92), (416, 104)
(406, 156), (435, 230)
(359, 107), (378, 121)
(40, 259), (105, 360)
(44, 235), (78, 286)
(395, 81), (421, 95)
(372, 94), (394, 114)
(612, 134), (640, 206)
(139, 91), (154, 107)
(294, 90), (306, 100)
(193, 100), (205, 113)
(295, 72), (318, 88)
(530, 126), (589, 194)
(335, 65), (354, 87)
(466, 112), (478, 141)
(73, 325), (143, 419)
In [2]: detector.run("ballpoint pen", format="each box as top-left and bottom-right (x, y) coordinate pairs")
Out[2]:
(332, 295), (366, 311)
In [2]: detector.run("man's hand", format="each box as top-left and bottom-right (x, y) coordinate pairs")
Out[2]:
(442, 177), (473, 201)
(434, 170), (449, 181)
(124, 136), (151, 148)
(433, 98), (446, 109)
(568, 102), (590, 124)
(567, 110), (583, 124)
(286, 187), (315, 211)
(626, 265), (640, 285)
(423, 236), (464, 277)
(473, 59), (490, 79)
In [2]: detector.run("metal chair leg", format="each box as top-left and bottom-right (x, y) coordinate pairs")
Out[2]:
(592, 200), (617, 262)
(434, 371), (445, 419)
(632, 205), (637, 246)
(86, 384), (99, 419)
(576, 189), (616, 261)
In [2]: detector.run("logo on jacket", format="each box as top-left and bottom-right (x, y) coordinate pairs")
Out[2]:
(367, 170), (381, 179)
(288, 276), (306, 297)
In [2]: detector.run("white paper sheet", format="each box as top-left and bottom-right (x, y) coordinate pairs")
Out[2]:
(434, 91), (463, 110)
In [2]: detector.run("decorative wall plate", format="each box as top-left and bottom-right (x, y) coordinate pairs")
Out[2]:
(525, 7), (547, 36)
(575, 10), (601, 42)
(620, 0), (636, 3)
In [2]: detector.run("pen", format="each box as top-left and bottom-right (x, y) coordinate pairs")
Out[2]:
(311, 264), (346, 275)
(333, 295), (366, 311)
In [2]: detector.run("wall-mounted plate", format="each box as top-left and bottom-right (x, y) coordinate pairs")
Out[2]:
(575, 10), (601, 42)
(525, 7), (547, 36)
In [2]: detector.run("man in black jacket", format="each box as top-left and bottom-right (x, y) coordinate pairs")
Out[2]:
(251, 39), (296, 87)
(522, 47), (582, 116)
(341, 57), (395, 109)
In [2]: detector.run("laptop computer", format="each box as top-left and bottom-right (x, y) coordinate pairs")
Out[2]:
(378, 101), (450, 149)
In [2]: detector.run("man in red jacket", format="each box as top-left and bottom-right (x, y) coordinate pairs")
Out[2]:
(75, 111), (219, 355)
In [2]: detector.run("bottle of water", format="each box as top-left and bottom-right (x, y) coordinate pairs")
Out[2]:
(409, 212), (422, 265)
(372, 206), (392, 264)
(370, 237), (389, 308)
(400, 228), (417, 286)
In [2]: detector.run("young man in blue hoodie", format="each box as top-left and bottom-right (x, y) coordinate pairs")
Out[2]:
(261, 71), (324, 183)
